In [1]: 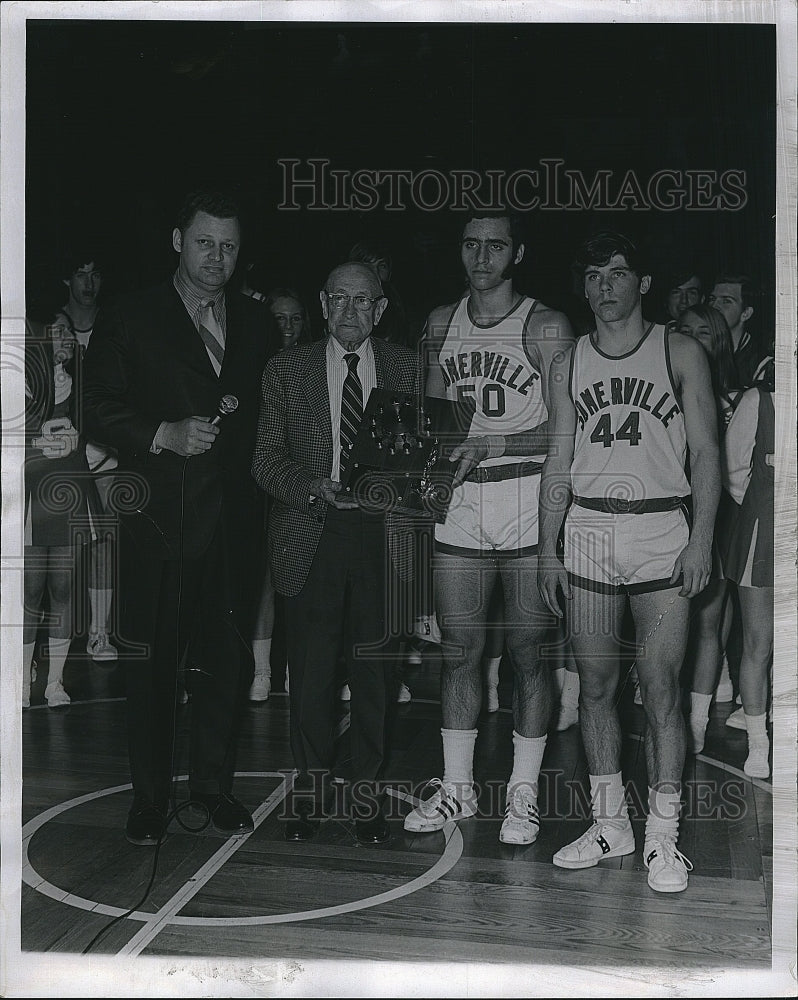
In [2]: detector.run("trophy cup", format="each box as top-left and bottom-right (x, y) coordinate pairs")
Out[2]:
(340, 389), (455, 521)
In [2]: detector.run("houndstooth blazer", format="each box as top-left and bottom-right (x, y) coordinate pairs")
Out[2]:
(252, 336), (421, 597)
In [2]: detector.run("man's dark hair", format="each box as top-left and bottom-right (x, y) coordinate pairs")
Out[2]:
(460, 208), (526, 256)
(175, 189), (241, 233)
(572, 231), (648, 280)
(349, 240), (393, 271)
(662, 266), (703, 294)
(60, 249), (104, 281)
(711, 271), (758, 313)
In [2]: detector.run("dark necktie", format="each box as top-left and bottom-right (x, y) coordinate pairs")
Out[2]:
(339, 352), (363, 478)
(198, 300), (225, 375)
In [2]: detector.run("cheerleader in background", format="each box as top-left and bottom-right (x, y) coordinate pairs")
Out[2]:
(720, 384), (775, 777)
(24, 317), (96, 707)
(678, 304), (742, 752)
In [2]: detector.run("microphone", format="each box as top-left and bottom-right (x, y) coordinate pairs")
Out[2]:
(210, 394), (239, 426)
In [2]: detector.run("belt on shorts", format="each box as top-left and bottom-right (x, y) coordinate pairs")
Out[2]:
(466, 460), (544, 484)
(572, 495), (688, 514)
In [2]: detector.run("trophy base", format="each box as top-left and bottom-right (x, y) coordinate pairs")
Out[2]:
(344, 463), (454, 522)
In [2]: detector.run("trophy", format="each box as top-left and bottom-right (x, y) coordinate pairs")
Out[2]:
(340, 389), (455, 521)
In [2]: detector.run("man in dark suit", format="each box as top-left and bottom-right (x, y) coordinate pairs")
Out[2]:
(252, 261), (420, 845)
(83, 190), (273, 846)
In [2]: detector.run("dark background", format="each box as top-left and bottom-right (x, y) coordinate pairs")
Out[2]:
(25, 18), (776, 339)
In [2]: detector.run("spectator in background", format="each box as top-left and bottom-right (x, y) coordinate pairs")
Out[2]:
(248, 286), (314, 702)
(348, 240), (413, 346)
(721, 385), (774, 777)
(677, 304), (742, 752)
(657, 266), (704, 331)
(708, 272), (774, 390)
(24, 316), (96, 707)
(264, 287), (314, 350)
(238, 259), (268, 304)
(55, 252), (120, 663)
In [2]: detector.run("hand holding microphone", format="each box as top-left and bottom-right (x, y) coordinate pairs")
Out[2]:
(161, 395), (239, 457)
(210, 394), (239, 426)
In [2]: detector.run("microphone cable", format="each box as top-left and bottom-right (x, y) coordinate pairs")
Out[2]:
(166, 397), (239, 835)
(83, 407), (234, 954)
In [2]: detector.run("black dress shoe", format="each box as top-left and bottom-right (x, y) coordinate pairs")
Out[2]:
(191, 792), (254, 836)
(126, 803), (168, 846)
(355, 815), (390, 845)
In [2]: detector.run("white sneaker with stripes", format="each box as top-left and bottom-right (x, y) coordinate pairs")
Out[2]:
(644, 836), (693, 892)
(87, 630), (118, 662)
(553, 819), (635, 869)
(499, 786), (540, 845)
(414, 614), (442, 646)
(403, 779), (478, 832)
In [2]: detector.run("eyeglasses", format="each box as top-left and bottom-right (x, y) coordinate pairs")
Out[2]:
(325, 292), (381, 312)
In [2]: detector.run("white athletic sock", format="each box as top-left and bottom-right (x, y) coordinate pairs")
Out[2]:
(23, 641), (35, 692)
(483, 656), (501, 688)
(744, 712), (768, 742)
(89, 587), (112, 634)
(252, 638), (272, 679)
(46, 637), (71, 688)
(645, 784), (682, 840)
(441, 727), (478, 788)
(589, 772), (629, 827)
(689, 691), (712, 726)
(507, 731), (546, 797)
(561, 669), (580, 710)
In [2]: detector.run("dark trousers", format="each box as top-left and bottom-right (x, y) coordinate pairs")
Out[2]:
(283, 507), (400, 813)
(120, 516), (253, 810)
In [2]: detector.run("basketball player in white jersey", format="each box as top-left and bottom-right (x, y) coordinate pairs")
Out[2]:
(403, 210), (574, 844)
(538, 232), (720, 892)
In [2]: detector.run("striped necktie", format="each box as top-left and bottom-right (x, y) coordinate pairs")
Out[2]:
(339, 352), (363, 478)
(198, 300), (225, 376)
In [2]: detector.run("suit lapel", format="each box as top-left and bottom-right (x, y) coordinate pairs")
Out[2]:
(165, 283), (219, 380)
(302, 340), (333, 445)
(373, 337), (400, 390)
(219, 289), (243, 383)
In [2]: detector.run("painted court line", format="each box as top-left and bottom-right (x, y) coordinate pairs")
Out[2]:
(22, 776), (465, 941)
(21, 773), (292, 920)
(119, 775), (294, 956)
(171, 787), (465, 927)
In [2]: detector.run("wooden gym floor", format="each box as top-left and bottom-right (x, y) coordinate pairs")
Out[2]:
(14, 629), (780, 998)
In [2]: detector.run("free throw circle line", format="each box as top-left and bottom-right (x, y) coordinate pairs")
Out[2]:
(22, 778), (463, 931)
(171, 786), (464, 926)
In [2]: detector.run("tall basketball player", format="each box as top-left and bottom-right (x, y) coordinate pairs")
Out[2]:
(403, 210), (574, 845)
(538, 231), (720, 892)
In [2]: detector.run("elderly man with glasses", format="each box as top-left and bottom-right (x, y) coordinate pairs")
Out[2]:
(252, 261), (421, 846)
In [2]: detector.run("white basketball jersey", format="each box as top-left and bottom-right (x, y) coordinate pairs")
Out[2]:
(569, 324), (690, 500)
(436, 295), (548, 466)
